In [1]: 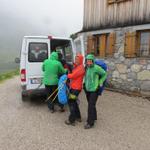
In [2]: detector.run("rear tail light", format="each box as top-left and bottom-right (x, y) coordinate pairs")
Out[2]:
(21, 69), (26, 82)
(48, 35), (52, 40)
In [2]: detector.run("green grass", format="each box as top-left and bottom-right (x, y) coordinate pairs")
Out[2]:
(0, 69), (19, 83)
(0, 61), (19, 74)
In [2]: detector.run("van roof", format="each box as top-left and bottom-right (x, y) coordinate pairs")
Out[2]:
(23, 36), (71, 40)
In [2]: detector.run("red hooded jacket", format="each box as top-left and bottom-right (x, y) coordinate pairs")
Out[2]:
(67, 54), (85, 90)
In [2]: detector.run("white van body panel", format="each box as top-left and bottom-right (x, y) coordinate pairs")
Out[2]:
(20, 38), (27, 86)
(20, 36), (74, 96)
(25, 38), (50, 90)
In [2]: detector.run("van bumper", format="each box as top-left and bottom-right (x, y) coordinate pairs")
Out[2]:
(21, 86), (46, 96)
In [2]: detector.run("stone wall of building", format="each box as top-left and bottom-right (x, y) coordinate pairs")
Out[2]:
(80, 25), (150, 97)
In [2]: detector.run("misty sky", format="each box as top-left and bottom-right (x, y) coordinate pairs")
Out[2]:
(0, 0), (83, 60)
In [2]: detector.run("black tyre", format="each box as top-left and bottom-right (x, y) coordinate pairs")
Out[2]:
(21, 92), (28, 101)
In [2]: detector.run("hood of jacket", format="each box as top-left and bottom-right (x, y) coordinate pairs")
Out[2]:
(86, 54), (95, 61)
(76, 53), (84, 65)
(50, 52), (58, 61)
(86, 54), (95, 67)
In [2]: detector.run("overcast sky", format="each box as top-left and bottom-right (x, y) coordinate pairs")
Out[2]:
(0, 0), (83, 36)
(0, 0), (83, 60)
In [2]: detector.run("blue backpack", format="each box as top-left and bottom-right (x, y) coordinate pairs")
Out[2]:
(58, 75), (68, 105)
(95, 59), (107, 95)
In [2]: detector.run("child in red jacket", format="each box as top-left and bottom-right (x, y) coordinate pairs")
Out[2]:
(65, 54), (85, 126)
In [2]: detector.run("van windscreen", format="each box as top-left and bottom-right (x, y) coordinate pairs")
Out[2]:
(51, 39), (73, 63)
(28, 43), (48, 62)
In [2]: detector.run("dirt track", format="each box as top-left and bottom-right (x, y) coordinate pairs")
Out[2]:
(0, 76), (150, 150)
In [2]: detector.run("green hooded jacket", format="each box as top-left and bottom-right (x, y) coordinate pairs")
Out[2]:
(42, 52), (66, 85)
(85, 54), (107, 92)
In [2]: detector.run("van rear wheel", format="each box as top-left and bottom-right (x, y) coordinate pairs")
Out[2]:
(21, 92), (28, 101)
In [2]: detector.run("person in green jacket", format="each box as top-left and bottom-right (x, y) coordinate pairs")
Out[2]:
(42, 52), (66, 113)
(84, 54), (107, 129)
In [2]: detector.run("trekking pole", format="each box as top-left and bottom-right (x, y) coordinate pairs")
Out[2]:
(50, 92), (59, 103)
(45, 80), (67, 103)
(45, 88), (58, 102)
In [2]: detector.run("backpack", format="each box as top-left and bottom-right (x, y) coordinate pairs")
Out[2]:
(95, 59), (107, 95)
(58, 74), (68, 105)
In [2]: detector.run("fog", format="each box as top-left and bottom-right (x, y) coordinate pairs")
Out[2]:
(0, 0), (83, 63)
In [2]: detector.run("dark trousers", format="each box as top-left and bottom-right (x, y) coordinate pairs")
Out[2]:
(85, 91), (99, 126)
(45, 85), (64, 110)
(68, 89), (81, 123)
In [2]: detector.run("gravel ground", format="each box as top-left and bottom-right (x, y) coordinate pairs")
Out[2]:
(0, 76), (150, 150)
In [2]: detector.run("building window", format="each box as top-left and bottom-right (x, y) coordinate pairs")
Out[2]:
(108, 0), (131, 4)
(87, 33), (116, 58)
(138, 31), (150, 57)
(124, 30), (150, 58)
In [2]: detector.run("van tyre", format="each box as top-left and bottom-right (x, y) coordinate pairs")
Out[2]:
(21, 93), (27, 101)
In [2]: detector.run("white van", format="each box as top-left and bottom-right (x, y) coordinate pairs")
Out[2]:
(73, 35), (85, 57)
(20, 36), (75, 100)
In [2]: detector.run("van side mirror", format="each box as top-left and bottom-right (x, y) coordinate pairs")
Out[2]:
(15, 57), (20, 63)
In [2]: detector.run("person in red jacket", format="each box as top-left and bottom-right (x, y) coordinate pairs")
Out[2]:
(65, 53), (85, 126)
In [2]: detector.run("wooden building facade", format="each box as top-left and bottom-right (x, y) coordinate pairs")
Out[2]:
(74, 0), (150, 97)
(83, 0), (150, 31)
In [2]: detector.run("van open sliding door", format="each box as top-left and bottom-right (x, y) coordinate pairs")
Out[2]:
(73, 35), (85, 58)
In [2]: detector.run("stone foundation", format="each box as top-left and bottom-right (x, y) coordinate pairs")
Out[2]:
(79, 25), (150, 97)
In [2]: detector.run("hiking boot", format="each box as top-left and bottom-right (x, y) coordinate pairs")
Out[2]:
(49, 109), (55, 113)
(84, 124), (93, 129)
(59, 108), (65, 112)
(76, 118), (82, 122)
(65, 120), (75, 126)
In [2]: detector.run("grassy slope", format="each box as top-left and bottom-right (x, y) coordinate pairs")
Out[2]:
(0, 69), (19, 83)
(0, 50), (19, 73)
(0, 62), (19, 73)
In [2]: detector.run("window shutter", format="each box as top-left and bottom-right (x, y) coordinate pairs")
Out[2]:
(124, 32), (131, 57)
(99, 34), (106, 58)
(107, 32), (116, 56)
(87, 36), (96, 54)
(124, 32), (137, 58)
(136, 32), (141, 57)
(130, 32), (137, 57)
(108, 0), (131, 4)
(108, 0), (115, 4)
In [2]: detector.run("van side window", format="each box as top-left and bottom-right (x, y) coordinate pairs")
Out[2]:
(28, 43), (48, 62)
